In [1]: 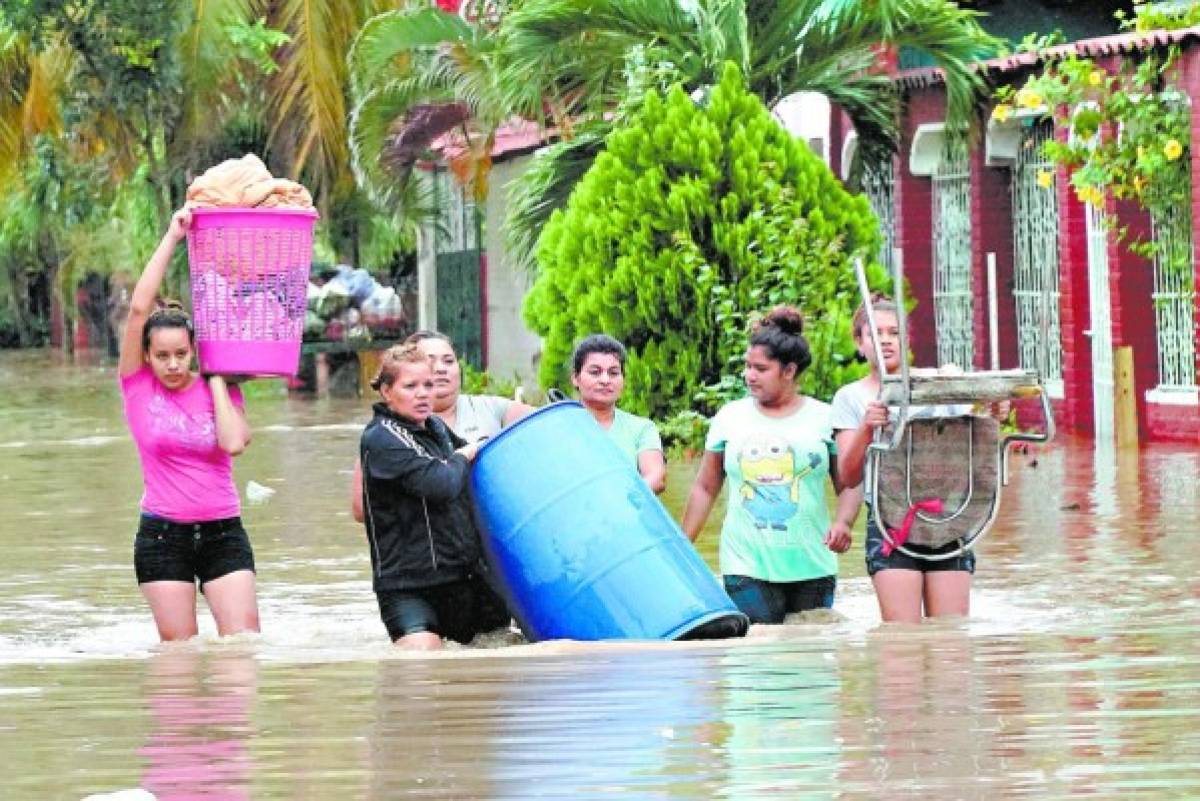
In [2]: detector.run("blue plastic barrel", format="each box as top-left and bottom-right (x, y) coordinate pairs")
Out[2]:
(471, 402), (748, 641)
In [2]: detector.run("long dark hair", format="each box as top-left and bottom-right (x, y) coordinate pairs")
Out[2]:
(749, 306), (811, 375)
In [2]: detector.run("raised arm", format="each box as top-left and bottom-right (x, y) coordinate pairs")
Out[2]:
(681, 450), (725, 543)
(209, 376), (251, 456)
(119, 208), (191, 377)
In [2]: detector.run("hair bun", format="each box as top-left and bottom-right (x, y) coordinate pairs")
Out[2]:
(761, 305), (804, 336)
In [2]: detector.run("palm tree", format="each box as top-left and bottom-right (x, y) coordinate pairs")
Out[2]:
(0, 24), (70, 191)
(260, 0), (411, 257)
(0, 2), (266, 344)
(499, 0), (1002, 272)
(346, 3), (509, 217)
(350, 0), (1001, 273)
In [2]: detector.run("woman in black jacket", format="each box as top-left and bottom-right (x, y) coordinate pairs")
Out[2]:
(359, 343), (510, 649)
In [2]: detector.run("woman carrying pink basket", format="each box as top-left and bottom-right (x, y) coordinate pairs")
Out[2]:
(118, 208), (260, 642)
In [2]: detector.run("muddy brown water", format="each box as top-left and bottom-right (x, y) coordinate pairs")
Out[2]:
(1, 350), (1198, 799)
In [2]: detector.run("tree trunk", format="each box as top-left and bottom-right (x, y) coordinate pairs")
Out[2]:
(5, 261), (34, 347)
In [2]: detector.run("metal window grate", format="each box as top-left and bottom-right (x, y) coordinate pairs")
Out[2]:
(1151, 203), (1197, 391)
(864, 160), (896, 278)
(932, 142), (974, 368)
(1011, 121), (1064, 392)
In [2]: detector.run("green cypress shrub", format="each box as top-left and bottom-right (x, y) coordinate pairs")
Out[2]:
(524, 63), (888, 418)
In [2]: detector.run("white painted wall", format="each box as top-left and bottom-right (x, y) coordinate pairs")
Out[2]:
(416, 221), (437, 330)
(482, 155), (543, 384)
(773, 91), (832, 165)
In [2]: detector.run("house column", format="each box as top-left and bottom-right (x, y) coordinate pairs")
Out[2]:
(969, 147), (1018, 369)
(894, 86), (946, 366)
(1054, 126), (1093, 434)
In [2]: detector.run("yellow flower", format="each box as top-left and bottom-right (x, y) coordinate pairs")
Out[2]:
(1164, 139), (1184, 161)
(991, 103), (1013, 123)
(1137, 145), (1147, 160)
(1015, 88), (1043, 110)
(1037, 170), (1054, 189)
(1088, 70), (1106, 88)
(1133, 175), (1148, 194)
(1078, 186), (1105, 207)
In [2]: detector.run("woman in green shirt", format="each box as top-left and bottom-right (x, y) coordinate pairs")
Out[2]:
(571, 334), (667, 494)
(681, 307), (854, 623)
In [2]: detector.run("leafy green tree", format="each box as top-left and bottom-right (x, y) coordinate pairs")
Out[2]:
(501, 0), (1000, 274)
(525, 64), (888, 418)
(347, 0), (1000, 276)
(2, 1), (297, 224)
(6, 0), (193, 225)
(0, 2), (419, 348)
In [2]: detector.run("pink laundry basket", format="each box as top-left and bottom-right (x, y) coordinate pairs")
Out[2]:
(186, 207), (319, 377)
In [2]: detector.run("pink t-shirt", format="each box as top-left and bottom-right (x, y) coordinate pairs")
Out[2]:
(121, 366), (244, 521)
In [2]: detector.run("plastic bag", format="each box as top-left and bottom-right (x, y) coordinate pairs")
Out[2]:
(328, 264), (378, 306)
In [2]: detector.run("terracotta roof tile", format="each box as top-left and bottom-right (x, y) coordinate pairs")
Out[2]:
(896, 26), (1200, 89)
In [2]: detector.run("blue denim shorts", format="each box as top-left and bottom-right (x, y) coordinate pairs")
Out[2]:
(134, 514), (255, 586)
(376, 575), (510, 644)
(863, 510), (976, 576)
(722, 574), (836, 624)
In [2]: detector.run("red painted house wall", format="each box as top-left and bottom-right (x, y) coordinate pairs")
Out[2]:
(1054, 156), (1094, 435)
(893, 88), (944, 367)
(826, 36), (1200, 443)
(970, 148), (1018, 370)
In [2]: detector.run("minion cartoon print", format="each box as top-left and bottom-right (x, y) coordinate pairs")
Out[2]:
(737, 435), (823, 531)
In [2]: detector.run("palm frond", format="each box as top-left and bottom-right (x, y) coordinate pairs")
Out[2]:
(0, 35), (30, 187)
(748, 0), (999, 156)
(0, 34), (70, 191)
(504, 126), (606, 277)
(704, 0), (751, 76)
(348, 76), (456, 232)
(265, 0), (366, 207)
(497, 0), (705, 122)
(870, 0), (1000, 135)
(173, 0), (257, 163)
(348, 7), (475, 98)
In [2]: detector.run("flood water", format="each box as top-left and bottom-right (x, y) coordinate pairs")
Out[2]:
(2, 349), (1199, 799)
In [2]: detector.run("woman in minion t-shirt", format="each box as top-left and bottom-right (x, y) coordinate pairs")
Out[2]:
(682, 307), (854, 623)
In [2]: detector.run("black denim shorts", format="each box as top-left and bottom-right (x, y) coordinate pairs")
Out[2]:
(863, 510), (976, 577)
(134, 514), (256, 586)
(722, 574), (837, 624)
(376, 575), (511, 644)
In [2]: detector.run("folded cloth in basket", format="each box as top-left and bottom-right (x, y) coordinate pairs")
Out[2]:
(186, 154), (313, 210)
(192, 272), (294, 340)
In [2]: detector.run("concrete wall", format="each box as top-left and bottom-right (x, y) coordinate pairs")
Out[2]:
(482, 155), (543, 384)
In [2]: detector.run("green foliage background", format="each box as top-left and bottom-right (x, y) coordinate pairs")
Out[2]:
(524, 63), (888, 419)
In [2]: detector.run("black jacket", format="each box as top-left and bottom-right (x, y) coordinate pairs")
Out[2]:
(360, 403), (482, 591)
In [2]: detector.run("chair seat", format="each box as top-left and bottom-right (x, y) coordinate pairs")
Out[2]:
(872, 416), (1000, 550)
